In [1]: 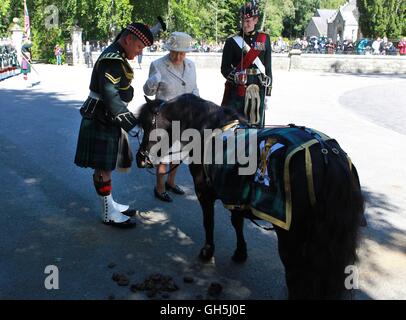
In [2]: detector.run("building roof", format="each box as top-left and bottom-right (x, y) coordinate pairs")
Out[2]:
(327, 11), (338, 23)
(307, 1), (359, 36)
(316, 9), (337, 21)
(311, 17), (328, 35)
(325, 0), (359, 25)
(340, 10), (358, 25)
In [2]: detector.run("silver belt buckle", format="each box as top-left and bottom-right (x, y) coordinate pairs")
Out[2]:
(259, 74), (272, 87)
(246, 68), (258, 75)
(234, 70), (247, 85)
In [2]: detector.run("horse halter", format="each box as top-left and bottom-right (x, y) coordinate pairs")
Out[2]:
(138, 101), (192, 175)
(138, 107), (160, 169)
(137, 101), (182, 175)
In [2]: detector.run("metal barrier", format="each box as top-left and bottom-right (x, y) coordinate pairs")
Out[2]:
(0, 45), (20, 81)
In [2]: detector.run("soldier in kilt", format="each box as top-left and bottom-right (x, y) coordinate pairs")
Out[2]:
(74, 22), (154, 228)
(221, 0), (273, 128)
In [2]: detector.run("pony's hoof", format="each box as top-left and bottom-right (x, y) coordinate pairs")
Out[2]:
(231, 250), (247, 263)
(199, 244), (215, 262)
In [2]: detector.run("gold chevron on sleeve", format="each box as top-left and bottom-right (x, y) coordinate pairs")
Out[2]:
(119, 84), (131, 90)
(105, 72), (121, 84)
(121, 63), (134, 81)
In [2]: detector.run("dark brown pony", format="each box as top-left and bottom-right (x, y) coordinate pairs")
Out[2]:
(136, 94), (365, 299)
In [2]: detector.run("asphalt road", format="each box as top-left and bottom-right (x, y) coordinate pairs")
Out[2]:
(0, 64), (405, 300)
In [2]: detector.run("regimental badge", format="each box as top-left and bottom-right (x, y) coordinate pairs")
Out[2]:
(254, 42), (266, 51)
(254, 138), (284, 187)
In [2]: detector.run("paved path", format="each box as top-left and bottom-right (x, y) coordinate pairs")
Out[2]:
(0, 64), (405, 300)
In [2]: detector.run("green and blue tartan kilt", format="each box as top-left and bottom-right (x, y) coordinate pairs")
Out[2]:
(74, 118), (121, 171)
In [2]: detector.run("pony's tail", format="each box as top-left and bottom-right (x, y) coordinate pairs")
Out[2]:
(302, 154), (364, 299)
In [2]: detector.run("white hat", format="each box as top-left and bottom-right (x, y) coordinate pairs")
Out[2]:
(164, 32), (194, 52)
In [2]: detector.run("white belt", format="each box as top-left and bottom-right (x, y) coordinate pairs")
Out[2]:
(89, 91), (101, 100)
(245, 68), (261, 75)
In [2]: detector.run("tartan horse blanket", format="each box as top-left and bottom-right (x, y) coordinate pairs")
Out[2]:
(203, 124), (339, 230)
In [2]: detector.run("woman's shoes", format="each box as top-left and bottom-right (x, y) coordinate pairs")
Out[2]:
(165, 182), (185, 195)
(154, 188), (173, 202)
(154, 183), (185, 202)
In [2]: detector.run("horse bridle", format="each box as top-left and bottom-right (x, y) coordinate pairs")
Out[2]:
(135, 101), (184, 176)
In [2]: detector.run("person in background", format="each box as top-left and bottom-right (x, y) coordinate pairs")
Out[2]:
(301, 36), (308, 51)
(398, 37), (406, 56)
(21, 40), (32, 81)
(54, 44), (63, 65)
(379, 36), (388, 55)
(85, 41), (93, 68)
(372, 37), (381, 55)
(137, 49), (143, 69)
(326, 38), (335, 54)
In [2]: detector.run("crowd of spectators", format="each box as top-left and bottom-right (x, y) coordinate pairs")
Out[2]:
(0, 38), (19, 80)
(145, 40), (225, 53)
(288, 35), (404, 55)
(62, 35), (406, 58)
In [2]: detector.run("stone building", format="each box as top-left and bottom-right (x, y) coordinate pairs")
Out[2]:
(305, 9), (336, 38)
(305, 0), (362, 43)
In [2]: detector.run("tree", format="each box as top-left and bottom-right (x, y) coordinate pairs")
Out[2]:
(358, 0), (405, 39)
(0, 0), (24, 38)
(0, 0), (12, 37)
(168, 0), (203, 39)
(278, 0), (347, 38)
(319, 0), (346, 8)
(261, 0), (295, 37)
(203, 0), (241, 43)
(282, 0), (320, 38)
(0, 0), (140, 61)
(131, 0), (168, 25)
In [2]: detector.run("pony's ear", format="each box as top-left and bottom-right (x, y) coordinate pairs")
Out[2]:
(144, 95), (153, 104)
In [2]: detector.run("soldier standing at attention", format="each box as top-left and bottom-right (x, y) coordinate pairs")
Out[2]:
(221, 0), (272, 127)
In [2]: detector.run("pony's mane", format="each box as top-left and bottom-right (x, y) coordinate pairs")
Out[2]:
(139, 94), (246, 131)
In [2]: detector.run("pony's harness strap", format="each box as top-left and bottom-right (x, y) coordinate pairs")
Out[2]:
(147, 100), (186, 176)
(288, 124), (352, 208)
(249, 218), (274, 231)
(305, 146), (317, 207)
(220, 120), (240, 132)
(151, 101), (166, 126)
(203, 120), (241, 185)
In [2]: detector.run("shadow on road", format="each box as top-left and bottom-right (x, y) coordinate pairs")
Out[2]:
(2, 88), (401, 300)
(353, 187), (406, 299)
(361, 187), (405, 252)
(320, 71), (406, 79)
(0, 89), (282, 300)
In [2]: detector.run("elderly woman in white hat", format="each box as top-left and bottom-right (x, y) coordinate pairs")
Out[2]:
(143, 31), (199, 202)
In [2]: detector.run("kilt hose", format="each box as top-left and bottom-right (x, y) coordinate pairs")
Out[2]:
(74, 117), (121, 171)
